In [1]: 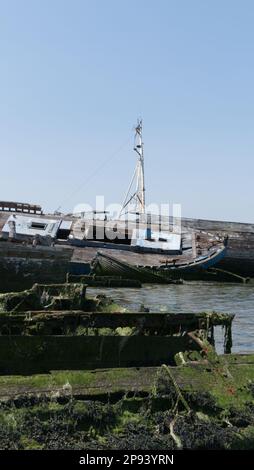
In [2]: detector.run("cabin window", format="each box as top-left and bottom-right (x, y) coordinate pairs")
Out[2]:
(30, 222), (47, 230)
(57, 228), (71, 240)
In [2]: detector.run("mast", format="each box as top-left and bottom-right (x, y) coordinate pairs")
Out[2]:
(134, 119), (145, 214)
(119, 119), (146, 217)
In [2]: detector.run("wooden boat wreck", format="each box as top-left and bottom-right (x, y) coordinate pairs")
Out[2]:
(0, 204), (252, 282)
(0, 282), (234, 373)
(91, 243), (227, 281)
(0, 203), (228, 285)
(0, 120), (252, 283)
(0, 283), (254, 450)
(67, 121), (229, 280)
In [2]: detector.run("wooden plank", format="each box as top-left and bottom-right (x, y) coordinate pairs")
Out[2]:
(0, 355), (253, 408)
(0, 335), (199, 374)
(0, 311), (234, 335)
(0, 367), (156, 400)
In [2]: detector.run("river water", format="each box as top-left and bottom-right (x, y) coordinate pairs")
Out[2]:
(87, 282), (254, 354)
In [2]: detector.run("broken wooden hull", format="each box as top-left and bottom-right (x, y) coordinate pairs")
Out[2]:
(0, 283), (252, 450)
(91, 251), (181, 283)
(0, 242), (73, 292)
(0, 283), (233, 373)
(91, 245), (227, 281)
(1, 208), (254, 278)
(179, 217), (254, 277)
(71, 216), (254, 277)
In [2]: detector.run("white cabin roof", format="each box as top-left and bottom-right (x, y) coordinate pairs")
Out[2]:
(2, 215), (61, 238)
(131, 228), (181, 252)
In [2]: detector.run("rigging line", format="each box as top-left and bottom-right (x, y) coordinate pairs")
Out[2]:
(121, 193), (136, 212)
(119, 164), (137, 215)
(55, 135), (132, 212)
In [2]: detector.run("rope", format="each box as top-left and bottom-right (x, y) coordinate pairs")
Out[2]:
(161, 364), (190, 413)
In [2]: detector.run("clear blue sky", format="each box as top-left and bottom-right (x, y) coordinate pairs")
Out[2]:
(0, 0), (254, 222)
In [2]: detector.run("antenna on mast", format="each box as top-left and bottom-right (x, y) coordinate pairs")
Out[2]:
(119, 119), (146, 218)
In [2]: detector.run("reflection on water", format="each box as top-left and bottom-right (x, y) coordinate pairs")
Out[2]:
(87, 282), (254, 354)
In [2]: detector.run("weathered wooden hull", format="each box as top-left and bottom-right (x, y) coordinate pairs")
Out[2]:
(0, 242), (73, 292)
(180, 217), (254, 277)
(1, 209), (254, 278)
(91, 251), (182, 283)
(0, 335), (200, 374)
(91, 246), (227, 281)
(0, 283), (233, 373)
(0, 282), (251, 451)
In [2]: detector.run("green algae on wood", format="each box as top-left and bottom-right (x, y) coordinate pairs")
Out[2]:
(0, 335), (199, 374)
(0, 284), (126, 316)
(0, 360), (253, 449)
(0, 356), (253, 409)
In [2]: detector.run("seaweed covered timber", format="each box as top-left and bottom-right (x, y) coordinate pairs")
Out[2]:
(0, 283), (254, 450)
(0, 283), (233, 373)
